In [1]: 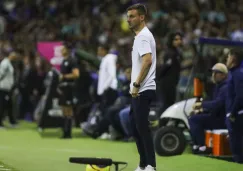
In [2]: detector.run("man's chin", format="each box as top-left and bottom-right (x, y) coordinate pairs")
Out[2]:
(129, 25), (134, 29)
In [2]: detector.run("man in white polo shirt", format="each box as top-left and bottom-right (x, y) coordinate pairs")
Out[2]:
(127, 4), (156, 171)
(97, 44), (118, 113)
(0, 52), (18, 128)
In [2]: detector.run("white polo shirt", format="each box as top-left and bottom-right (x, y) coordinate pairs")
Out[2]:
(0, 57), (14, 91)
(97, 53), (118, 95)
(130, 26), (156, 93)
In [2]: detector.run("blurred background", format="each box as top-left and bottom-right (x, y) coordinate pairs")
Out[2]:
(1, 0), (243, 171)
(0, 0), (242, 137)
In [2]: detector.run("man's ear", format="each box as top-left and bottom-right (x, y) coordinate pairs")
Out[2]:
(140, 15), (145, 21)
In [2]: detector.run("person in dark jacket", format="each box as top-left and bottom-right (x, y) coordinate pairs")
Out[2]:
(58, 46), (79, 139)
(73, 60), (92, 127)
(18, 53), (38, 120)
(156, 32), (183, 115)
(189, 63), (228, 154)
(225, 48), (243, 164)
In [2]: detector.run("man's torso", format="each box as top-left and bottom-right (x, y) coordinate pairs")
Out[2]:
(0, 58), (14, 91)
(130, 27), (156, 93)
(97, 54), (117, 95)
(226, 68), (243, 114)
(60, 57), (76, 83)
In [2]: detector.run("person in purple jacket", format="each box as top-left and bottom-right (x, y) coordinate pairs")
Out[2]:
(189, 63), (228, 154)
(225, 48), (243, 164)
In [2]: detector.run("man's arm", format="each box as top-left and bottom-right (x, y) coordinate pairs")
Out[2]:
(135, 53), (152, 85)
(202, 84), (227, 116)
(61, 59), (80, 80)
(62, 68), (79, 80)
(135, 35), (152, 85)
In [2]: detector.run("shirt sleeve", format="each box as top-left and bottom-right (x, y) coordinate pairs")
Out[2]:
(137, 35), (151, 57)
(0, 61), (8, 81)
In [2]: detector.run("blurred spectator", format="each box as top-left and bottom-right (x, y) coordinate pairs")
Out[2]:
(73, 60), (93, 127)
(0, 15), (5, 35)
(1, 0), (243, 144)
(58, 45), (80, 139)
(18, 52), (38, 120)
(156, 32), (184, 115)
(97, 44), (118, 113)
(0, 52), (18, 128)
(119, 106), (132, 140)
(225, 49), (243, 164)
(189, 63), (228, 154)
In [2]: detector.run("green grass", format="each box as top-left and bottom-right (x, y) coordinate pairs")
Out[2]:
(0, 161), (19, 171)
(0, 122), (242, 171)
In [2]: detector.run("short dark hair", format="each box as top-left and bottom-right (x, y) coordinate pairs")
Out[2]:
(229, 48), (243, 65)
(127, 3), (147, 17)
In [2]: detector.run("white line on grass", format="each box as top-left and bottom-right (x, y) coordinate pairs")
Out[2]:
(0, 146), (10, 149)
(0, 145), (118, 155)
(0, 169), (11, 171)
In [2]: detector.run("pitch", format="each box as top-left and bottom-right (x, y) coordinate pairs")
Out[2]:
(0, 122), (241, 171)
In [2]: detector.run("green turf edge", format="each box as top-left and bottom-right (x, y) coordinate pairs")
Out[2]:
(0, 161), (19, 171)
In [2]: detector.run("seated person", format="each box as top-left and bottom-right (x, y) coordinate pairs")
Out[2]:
(119, 106), (133, 141)
(189, 63), (228, 154)
(83, 67), (131, 139)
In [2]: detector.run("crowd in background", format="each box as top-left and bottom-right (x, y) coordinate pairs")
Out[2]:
(0, 0), (243, 140)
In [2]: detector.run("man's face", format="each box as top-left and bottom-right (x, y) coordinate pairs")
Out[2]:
(173, 35), (183, 48)
(127, 9), (144, 30)
(10, 54), (17, 61)
(61, 46), (68, 57)
(212, 71), (225, 83)
(97, 47), (106, 57)
(226, 53), (234, 69)
(9, 52), (17, 61)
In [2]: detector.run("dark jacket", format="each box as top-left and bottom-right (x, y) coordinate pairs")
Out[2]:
(226, 66), (243, 116)
(202, 80), (227, 118)
(157, 47), (182, 87)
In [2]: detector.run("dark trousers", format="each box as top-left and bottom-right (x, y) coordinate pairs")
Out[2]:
(189, 113), (226, 146)
(95, 97), (127, 135)
(109, 111), (124, 136)
(19, 90), (33, 120)
(130, 90), (156, 168)
(99, 88), (118, 114)
(226, 115), (243, 163)
(74, 104), (91, 127)
(0, 90), (16, 125)
(157, 84), (177, 115)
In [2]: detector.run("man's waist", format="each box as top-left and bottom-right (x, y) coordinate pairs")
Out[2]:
(130, 80), (156, 88)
